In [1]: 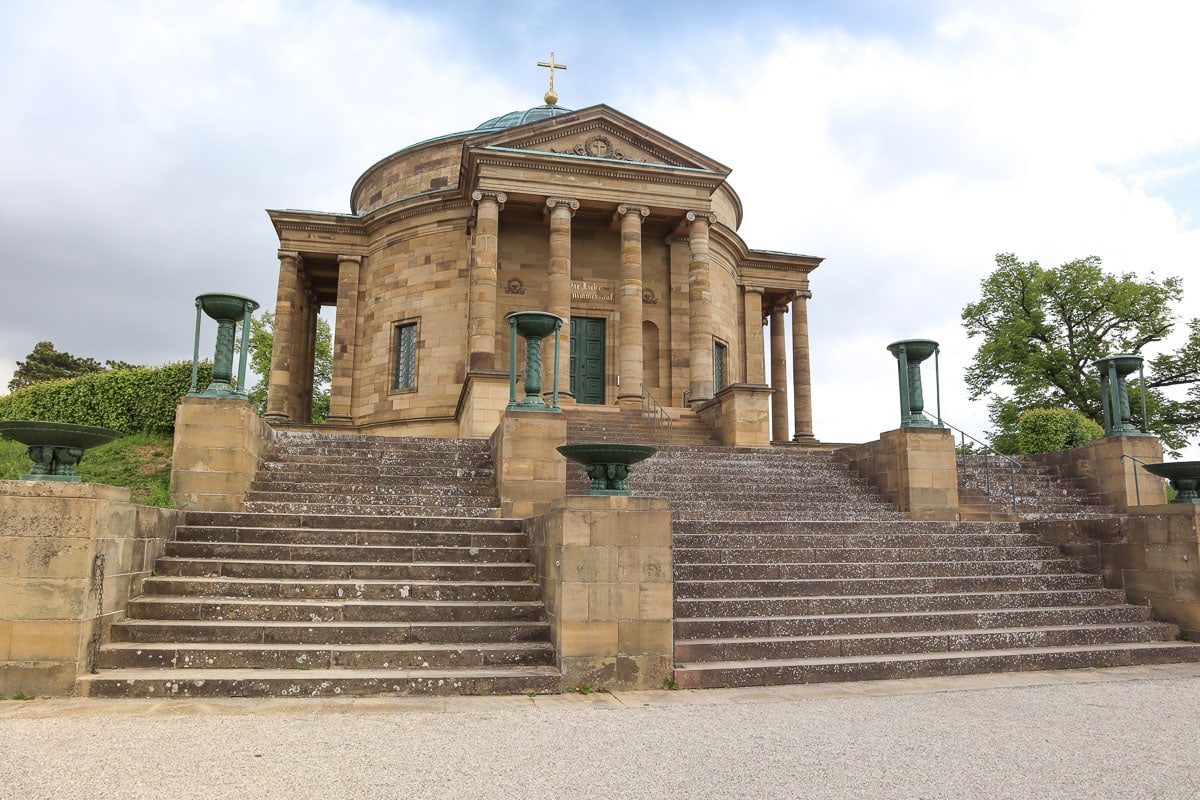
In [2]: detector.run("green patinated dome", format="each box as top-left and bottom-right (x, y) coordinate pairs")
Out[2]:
(475, 104), (573, 132)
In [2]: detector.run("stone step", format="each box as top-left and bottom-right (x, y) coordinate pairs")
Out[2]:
(140, 576), (542, 602)
(175, 526), (529, 548)
(675, 559), (1079, 581)
(674, 545), (1063, 564)
(96, 641), (556, 670)
(77, 667), (563, 697)
(240, 502), (500, 517)
(165, 541), (532, 564)
(259, 464), (496, 479)
(110, 619), (552, 645)
(243, 491), (499, 508)
(675, 622), (1182, 662)
(673, 520), (1023, 535)
(673, 641), (1200, 689)
(675, 532), (1044, 548)
(248, 479), (497, 494)
(673, 604), (1157, 639)
(126, 596), (548, 623)
(181, 512), (522, 533)
(674, 588), (1128, 618)
(675, 573), (1100, 599)
(156, 557), (535, 582)
(670, 510), (907, 522)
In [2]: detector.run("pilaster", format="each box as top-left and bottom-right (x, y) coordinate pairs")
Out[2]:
(742, 285), (766, 386)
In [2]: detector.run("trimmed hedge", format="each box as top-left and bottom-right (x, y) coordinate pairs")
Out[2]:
(0, 361), (211, 434)
(1016, 407), (1104, 455)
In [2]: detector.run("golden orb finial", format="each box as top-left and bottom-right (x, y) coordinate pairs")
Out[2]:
(537, 51), (567, 106)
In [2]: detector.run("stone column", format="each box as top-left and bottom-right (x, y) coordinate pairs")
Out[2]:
(326, 255), (361, 426)
(686, 211), (716, 405)
(617, 204), (649, 408)
(469, 190), (506, 372)
(769, 302), (789, 442)
(742, 286), (766, 385)
(545, 197), (578, 400)
(791, 289), (816, 443)
(265, 250), (301, 423)
(294, 287), (316, 424)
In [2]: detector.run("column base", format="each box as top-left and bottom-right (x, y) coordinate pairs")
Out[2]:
(617, 394), (642, 410)
(791, 433), (819, 445)
(324, 415), (354, 427)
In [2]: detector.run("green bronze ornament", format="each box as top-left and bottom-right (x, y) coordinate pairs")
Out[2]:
(1141, 461), (1200, 504)
(0, 421), (122, 482)
(887, 339), (942, 428)
(558, 443), (657, 496)
(506, 311), (564, 412)
(189, 292), (260, 399)
(1094, 354), (1151, 437)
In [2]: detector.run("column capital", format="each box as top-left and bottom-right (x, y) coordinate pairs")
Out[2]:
(773, 303), (791, 315)
(793, 289), (814, 301)
(545, 197), (580, 214)
(616, 204), (650, 220)
(277, 250), (301, 264)
(336, 254), (362, 266)
(471, 189), (508, 208)
(685, 210), (717, 225)
(742, 284), (765, 295)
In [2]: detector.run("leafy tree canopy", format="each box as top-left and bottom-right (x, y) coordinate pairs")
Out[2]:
(8, 341), (105, 392)
(243, 311), (332, 423)
(962, 253), (1200, 454)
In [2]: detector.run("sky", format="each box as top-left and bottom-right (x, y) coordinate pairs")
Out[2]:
(1, 0), (1197, 454)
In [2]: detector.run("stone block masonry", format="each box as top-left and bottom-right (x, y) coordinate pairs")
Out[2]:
(0, 481), (178, 696)
(172, 396), (271, 512)
(525, 495), (673, 690)
(838, 427), (959, 521)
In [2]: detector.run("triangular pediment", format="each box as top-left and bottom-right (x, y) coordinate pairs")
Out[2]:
(464, 104), (731, 176)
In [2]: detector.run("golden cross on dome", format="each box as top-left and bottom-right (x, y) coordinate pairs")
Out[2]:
(537, 51), (567, 105)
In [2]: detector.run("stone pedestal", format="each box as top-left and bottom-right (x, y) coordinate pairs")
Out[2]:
(457, 370), (511, 438)
(0, 481), (177, 696)
(171, 396), (271, 512)
(695, 384), (773, 447)
(525, 495), (673, 690)
(489, 411), (566, 518)
(839, 428), (959, 521)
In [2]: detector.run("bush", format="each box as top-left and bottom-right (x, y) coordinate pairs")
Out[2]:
(1016, 407), (1105, 455)
(0, 361), (211, 434)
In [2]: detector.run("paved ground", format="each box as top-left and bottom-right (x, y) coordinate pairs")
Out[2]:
(3, 664), (1200, 799)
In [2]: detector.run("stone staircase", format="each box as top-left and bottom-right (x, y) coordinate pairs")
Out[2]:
(77, 432), (560, 698)
(636, 447), (1200, 689)
(956, 454), (1115, 521)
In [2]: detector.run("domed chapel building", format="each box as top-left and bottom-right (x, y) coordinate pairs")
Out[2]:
(263, 75), (822, 445)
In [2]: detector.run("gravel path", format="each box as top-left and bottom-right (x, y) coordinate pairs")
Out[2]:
(3, 664), (1199, 800)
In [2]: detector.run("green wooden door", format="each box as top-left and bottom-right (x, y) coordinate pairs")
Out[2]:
(570, 317), (606, 404)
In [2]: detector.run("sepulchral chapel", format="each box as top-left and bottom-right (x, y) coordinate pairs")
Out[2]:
(264, 60), (821, 444)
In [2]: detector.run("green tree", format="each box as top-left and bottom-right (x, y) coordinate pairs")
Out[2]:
(962, 253), (1200, 453)
(243, 311), (332, 423)
(8, 341), (104, 391)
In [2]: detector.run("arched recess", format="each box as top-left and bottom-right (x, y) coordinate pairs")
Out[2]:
(642, 320), (660, 390)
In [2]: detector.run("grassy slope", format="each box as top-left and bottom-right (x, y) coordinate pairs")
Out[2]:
(0, 433), (174, 507)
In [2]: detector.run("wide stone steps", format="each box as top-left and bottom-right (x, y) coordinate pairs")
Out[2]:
(675, 622), (1181, 661)
(140, 576), (542, 602)
(676, 559), (1079, 581)
(87, 433), (561, 697)
(125, 596), (548, 623)
(675, 588), (1129, 618)
(674, 605), (1160, 639)
(563, 407), (722, 447)
(96, 640), (555, 670)
(675, 545), (1063, 564)
(77, 667), (562, 698)
(241, 501), (500, 517)
(673, 642), (1200, 689)
(110, 619), (552, 645)
(156, 558), (535, 582)
(165, 541), (533, 564)
(676, 573), (1101, 598)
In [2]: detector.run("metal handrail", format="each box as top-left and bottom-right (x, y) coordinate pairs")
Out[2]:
(641, 384), (672, 452)
(925, 413), (1021, 514)
(1120, 453), (1158, 506)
